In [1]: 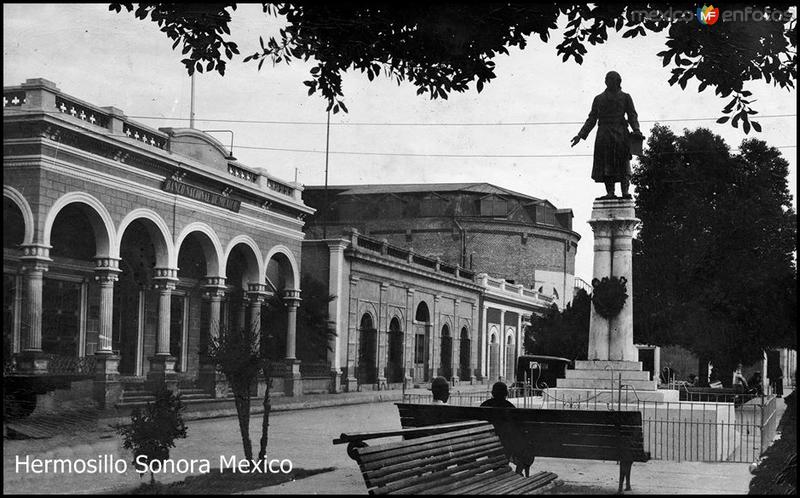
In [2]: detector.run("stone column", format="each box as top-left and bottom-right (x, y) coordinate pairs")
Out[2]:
(404, 288), (415, 386)
(609, 217), (639, 361)
(92, 258), (122, 409)
(451, 299), (461, 383)
(498, 310), (506, 381)
(200, 277), (227, 398)
(587, 215), (614, 361)
(481, 304), (489, 379)
(326, 240), (348, 392)
(283, 289), (302, 396)
(470, 302), (478, 383)
(148, 268), (178, 391)
(94, 258), (121, 354)
(17, 244), (51, 374)
(431, 295), (440, 378)
(247, 284), (268, 334)
(377, 283), (390, 389)
(345, 275), (359, 392)
(516, 313), (523, 360)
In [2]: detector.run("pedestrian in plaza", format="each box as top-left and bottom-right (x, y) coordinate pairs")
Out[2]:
(769, 366), (784, 398)
(430, 376), (450, 404)
(480, 382), (516, 408)
(747, 371), (763, 396)
(732, 363), (748, 393)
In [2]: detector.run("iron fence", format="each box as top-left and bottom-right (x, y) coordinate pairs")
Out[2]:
(402, 387), (780, 463)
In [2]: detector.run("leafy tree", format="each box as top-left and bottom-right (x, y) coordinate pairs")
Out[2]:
(632, 124), (796, 385)
(524, 288), (591, 361)
(117, 386), (187, 485)
(207, 324), (264, 462)
(296, 274), (336, 363)
(109, 2), (796, 129)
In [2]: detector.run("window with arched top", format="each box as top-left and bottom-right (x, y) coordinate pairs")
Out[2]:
(415, 302), (430, 322)
(441, 324), (450, 336)
(490, 333), (497, 344)
(360, 313), (374, 331)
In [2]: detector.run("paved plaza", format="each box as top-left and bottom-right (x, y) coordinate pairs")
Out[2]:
(4, 393), (783, 495)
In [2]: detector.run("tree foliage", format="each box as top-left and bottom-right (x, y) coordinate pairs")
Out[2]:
(117, 386), (187, 484)
(207, 324), (264, 462)
(109, 2), (796, 129)
(524, 289), (591, 361)
(632, 124), (797, 377)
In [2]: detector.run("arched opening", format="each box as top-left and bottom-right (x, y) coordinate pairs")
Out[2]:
(459, 327), (470, 380)
(358, 313), (377, 385)
(3, 198), (25, 355)
(175, 232), (212, 375)
(489, 329), (500, 381)
(45, 204), (100, 358)
(115, 219), (161, 376)
(440, 324), (452, 380)
(263, 251), (297, 365)
(387, 317), (404, 384)
(224, 243), (260, 335)
(414, 301), (431, 382)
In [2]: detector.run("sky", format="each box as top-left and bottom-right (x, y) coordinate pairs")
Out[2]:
(3, 4), (797, 282)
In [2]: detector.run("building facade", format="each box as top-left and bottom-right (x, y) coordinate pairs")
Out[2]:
(302, 230), (557, 391)
(302, 183), (580, 309)
(3, 78), (313, 407)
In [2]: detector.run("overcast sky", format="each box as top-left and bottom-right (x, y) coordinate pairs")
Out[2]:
(4, 4), (797, 281)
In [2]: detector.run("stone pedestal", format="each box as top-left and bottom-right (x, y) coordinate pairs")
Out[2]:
(285, 359), (303, 397)
(329, 369), (342, 394)
(198, 362), (228, 398)
(147, 355), (178, 392)
(93, 353), (122, 409)
(551, 199), (673, 403)
(15, 351), (50, 375)
(588, 198), (639, 362)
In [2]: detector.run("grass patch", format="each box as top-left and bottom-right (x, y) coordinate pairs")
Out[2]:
(749, 391), (796, 495)
(126, 466), (336, 494)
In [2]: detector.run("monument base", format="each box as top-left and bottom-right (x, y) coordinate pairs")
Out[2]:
(557, 359), (657, 391)
(536, 387), (679, 405)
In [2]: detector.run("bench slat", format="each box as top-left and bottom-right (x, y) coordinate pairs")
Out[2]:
(369, 454), (509, 495)
(357, 424), (495, 456)
(359, 431), (499, 469)
(364, 444), (506, 487)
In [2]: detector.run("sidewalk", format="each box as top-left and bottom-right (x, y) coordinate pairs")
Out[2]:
(4, 388), (790, 495)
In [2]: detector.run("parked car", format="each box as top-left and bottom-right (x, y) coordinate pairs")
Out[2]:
(514, 355), (572, 392)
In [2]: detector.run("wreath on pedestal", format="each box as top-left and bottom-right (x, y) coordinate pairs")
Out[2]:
(591, 276), (628, 318)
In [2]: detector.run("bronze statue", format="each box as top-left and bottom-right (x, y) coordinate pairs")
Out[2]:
(571, 71), (643, 199)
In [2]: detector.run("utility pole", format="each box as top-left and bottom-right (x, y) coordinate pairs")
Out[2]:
(189, 73), (196, 129)
(323, 109), (331, 239)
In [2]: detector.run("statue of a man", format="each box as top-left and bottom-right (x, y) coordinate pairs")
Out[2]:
(571, 71), (643, 199)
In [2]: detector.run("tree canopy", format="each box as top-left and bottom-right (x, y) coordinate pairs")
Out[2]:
(109, 2), (796, 130)
(632, 124), (797, 377)
(524, 288), (591, 360)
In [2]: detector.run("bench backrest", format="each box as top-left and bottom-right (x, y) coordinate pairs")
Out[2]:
(352, 423), (511, 495)
(396, 403), (649, 462)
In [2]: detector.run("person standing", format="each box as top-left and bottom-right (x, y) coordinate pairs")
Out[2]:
(732, 363), (748, 393)
(770, 366), (784, 398)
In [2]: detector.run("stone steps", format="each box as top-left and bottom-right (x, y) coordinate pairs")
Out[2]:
(556, 377), (658, 391)
(574, 360), (643, 371)
(565, 368), (652, 381)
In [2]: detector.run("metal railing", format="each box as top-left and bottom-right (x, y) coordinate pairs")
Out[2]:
(402, 385), (781, 463)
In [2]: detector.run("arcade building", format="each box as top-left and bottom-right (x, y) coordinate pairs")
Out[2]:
(4, 78), (312, 408)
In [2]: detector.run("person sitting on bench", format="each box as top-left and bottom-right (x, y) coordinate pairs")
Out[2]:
(431, 376), (450, 404)
(480, 382), (516, 408)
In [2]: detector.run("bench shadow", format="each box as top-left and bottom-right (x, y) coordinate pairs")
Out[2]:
(125, 466), (336, 495)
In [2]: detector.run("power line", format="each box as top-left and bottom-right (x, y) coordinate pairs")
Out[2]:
(126, 113), (798, 127)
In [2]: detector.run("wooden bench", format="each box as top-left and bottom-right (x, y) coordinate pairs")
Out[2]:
(396, 403), (650, 494)
(333, 420), (562, 494)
